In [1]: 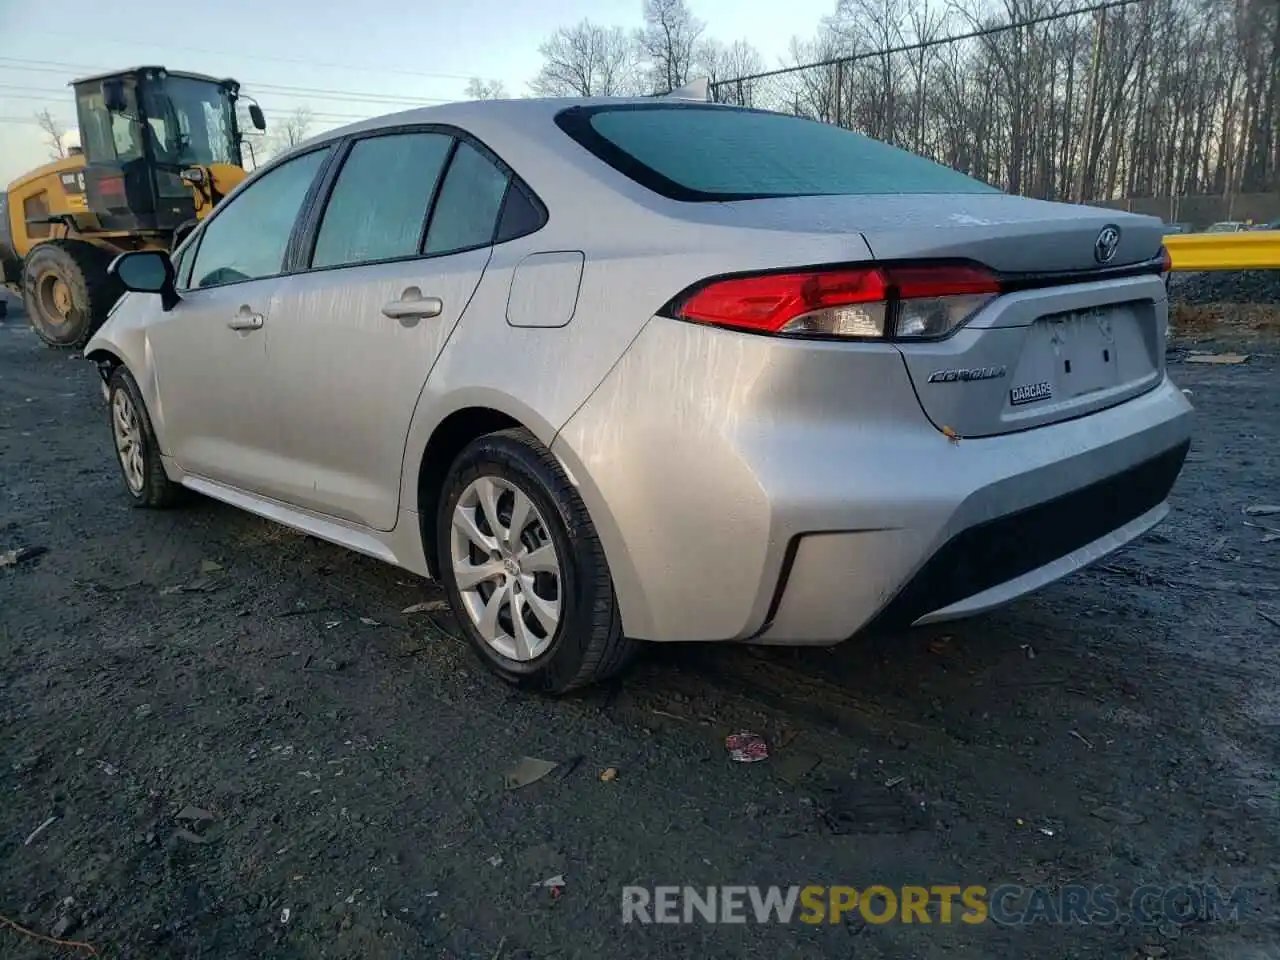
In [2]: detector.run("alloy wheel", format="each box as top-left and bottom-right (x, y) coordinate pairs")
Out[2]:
(448, 475), (562, 662)
(111, 389), (146, 493)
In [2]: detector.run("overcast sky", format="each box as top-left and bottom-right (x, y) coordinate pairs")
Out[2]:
(0, 0), (833, 185)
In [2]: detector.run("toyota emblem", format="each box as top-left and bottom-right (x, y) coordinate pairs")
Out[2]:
(1094, 225), (1121, 264)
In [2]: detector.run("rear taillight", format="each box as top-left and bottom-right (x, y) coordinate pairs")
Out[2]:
(99, 176), (125, 199)
(1159, 245), (1173, 281)
(671, 263), (1001, 340)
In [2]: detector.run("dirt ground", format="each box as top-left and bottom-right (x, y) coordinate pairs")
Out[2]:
(1, 293), (1278, 960)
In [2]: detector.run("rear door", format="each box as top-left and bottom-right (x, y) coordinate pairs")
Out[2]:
(264, 131), (513, 530)
(144, 145), (332, 487)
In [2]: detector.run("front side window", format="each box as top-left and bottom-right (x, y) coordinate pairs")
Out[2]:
(423, 141), (510, 255)
(311, 132), (453, 269)
(556, 104), (1000, 201)
(189, 147), (330, 289)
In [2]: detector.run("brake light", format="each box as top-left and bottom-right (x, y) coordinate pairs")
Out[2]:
(99, 175), (125, 198)
(672, 263), (1002, 340)
(1159, 245), (1173, 275)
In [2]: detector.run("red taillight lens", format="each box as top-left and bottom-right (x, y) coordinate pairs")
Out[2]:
(673, 263), (1001, 340)
(1159, 245), (1173, 274)
(677, 268), (888, 334)
(99, 176), (125, 199)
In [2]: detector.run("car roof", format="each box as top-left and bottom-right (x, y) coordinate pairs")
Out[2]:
(301, 95), (724, 145)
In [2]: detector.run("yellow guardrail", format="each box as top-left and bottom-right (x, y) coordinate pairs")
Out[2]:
(1163, 230), (1280, 272)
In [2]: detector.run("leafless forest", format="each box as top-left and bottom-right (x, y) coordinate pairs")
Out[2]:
(531, 0), (1280, 204)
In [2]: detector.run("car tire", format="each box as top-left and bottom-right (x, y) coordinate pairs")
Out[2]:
(107, 366), (182, 508)
(436, 427), (639, 693)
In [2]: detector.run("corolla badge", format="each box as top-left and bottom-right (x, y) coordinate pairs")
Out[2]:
(1094, 225), (1121, 263)
(926, 365), (1007, 383)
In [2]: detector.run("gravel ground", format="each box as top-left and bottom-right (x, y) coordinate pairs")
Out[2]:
(1168, 270), (1280, 306)
(1, 291), (1279, 960)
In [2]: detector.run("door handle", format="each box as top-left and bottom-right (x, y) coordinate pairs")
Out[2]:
(227, 308), (264, 331)
(382, 287), (443, 321)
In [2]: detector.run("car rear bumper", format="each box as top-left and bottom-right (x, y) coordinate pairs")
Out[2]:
(552, 316), (1194, 644)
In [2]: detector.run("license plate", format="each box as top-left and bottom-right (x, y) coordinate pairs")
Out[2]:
(1040, 306), (1123, 398)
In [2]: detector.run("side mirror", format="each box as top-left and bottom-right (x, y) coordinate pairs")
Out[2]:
(109, 251), (180, 311)
(248, 104), (266, 131)
(103, 78), (127, 113)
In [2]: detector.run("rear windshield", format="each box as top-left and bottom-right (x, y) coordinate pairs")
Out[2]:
(555, 104), (999, 202)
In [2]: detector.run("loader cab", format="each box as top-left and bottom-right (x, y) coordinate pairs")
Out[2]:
(72, 66), (261, 234)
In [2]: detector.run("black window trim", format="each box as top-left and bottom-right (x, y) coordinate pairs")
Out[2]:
(554, 101), (1000, 203)
(293, 122), (549, 277)
(179, 141), (338, 293)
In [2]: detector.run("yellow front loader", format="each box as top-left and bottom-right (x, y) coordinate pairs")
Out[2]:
(0, 66), (265, 348)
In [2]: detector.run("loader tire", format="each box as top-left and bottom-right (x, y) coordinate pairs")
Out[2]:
(22, 240), (123, 350)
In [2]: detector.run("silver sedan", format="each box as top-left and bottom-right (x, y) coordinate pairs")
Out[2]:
(88, 97), (1193, 692)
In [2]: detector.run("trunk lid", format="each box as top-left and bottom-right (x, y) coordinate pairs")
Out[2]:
(680, 192), (1169, 439)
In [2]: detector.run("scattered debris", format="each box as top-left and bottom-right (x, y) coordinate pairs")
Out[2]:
(160, 575), (221, 595)
(504, 756), (559, 790)
(941, 425), (960, 444)
(279, 907), (291, 924)
(359, 617), (381, 626)
(134, 703), (153, 720)
(0, 911), (97, 956)
(1243, 504), (1280, 517)
(725, 732), (769, 763)
(23, 815), (57, 846)
(1021, 644), (1036, 659)
(533, 874), (566, 889)
(1091, 805), (1146, 826)
(1069, 730), (1095, 750)
(0, 546), (46, 568)
(174, 806), (214, 824)
(487, 855), (504, 867)
(402, 600), (449, 614)
(345, 888), (363, 904)
(774, 753), (821, 785)
(199, 559), (223, 574)
(884, 775), (905, 788)
(94, 760), (118, 777)
(324, 621), (341, 629)
(599, 767), (618, 782)
(1186, 352), (1249, 364)
(1038, 826), (1056, 837)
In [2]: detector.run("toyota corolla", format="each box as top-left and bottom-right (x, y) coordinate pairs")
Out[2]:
(86, 98), (1193, 692)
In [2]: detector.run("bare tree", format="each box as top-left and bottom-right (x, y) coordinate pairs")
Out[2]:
(530, 20), (643, 97)
(465, 78), (509, 100)
(35, 109), (67, 160)
(271, 107), (313, 155)
(638, 0), (705, 93)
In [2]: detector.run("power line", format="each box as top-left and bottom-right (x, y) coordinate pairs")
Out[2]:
(1, 35), (477, 81)
(0, 66), (457, 106)
(714, 0), (1145, 85)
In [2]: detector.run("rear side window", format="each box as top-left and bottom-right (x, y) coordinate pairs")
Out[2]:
(556, 105), (999, 201)
(312, 132), (453, 268)
(423, 141), (510, 255)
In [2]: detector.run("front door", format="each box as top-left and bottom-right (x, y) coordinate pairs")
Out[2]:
(146, 145), (332, 488)
(262, 133), (512, 530)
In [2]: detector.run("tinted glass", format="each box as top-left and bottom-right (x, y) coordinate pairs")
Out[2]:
(312, 132), (453, 268)
(190, 147), (330, 289)
(495, 184), (544, 243)
(565, 106), (999, 200)
(423, 141), (510, 255)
